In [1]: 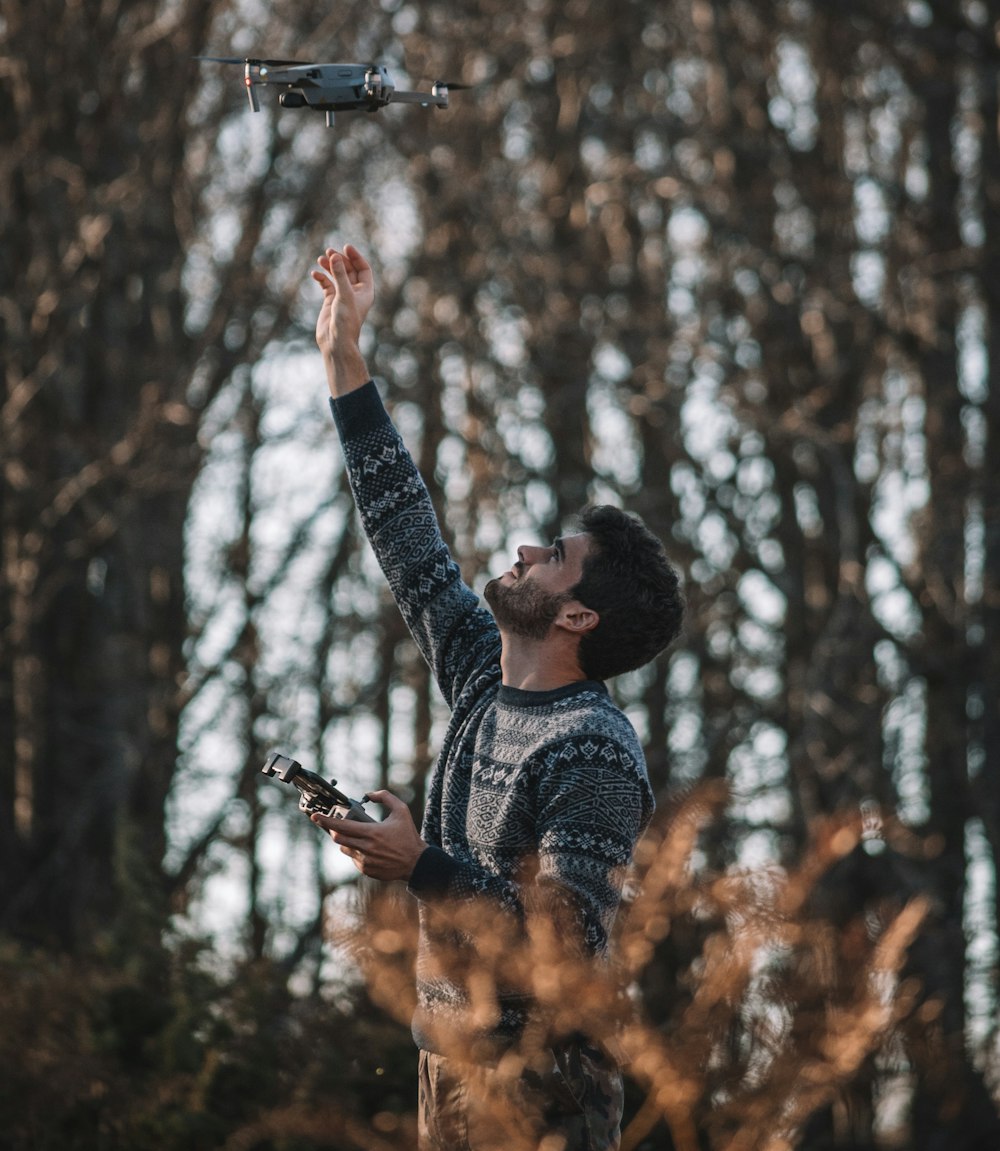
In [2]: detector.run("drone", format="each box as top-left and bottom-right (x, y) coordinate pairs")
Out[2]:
(197, 56), (468, 127)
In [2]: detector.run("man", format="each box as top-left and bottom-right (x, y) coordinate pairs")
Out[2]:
(309, 244), (683, 1150)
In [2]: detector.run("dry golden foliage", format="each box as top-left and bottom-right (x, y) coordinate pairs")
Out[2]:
(326, 786), (929, 1151)
(222, 1103), (417, 1151)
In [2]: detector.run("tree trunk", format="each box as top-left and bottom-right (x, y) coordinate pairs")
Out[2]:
(0, 2), (210, 948)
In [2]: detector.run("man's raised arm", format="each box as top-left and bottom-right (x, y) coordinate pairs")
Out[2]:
(312, 243), (501, 710)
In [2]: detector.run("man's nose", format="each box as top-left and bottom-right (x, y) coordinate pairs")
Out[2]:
(517, 545), (548, 566)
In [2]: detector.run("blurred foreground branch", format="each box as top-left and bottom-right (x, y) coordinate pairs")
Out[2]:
(328, 786), (929, 1151)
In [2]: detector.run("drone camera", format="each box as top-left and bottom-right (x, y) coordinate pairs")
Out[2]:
(280, 91), (307, 108)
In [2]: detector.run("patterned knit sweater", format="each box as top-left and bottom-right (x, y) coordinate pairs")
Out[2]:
(330, 381), (655, 1055)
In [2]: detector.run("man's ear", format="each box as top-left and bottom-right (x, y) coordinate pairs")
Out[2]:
(555, 600), (599, 635)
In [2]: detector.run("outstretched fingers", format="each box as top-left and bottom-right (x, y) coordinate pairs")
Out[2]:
(343, 244), (373, 288)
(311, 249), (337, 293)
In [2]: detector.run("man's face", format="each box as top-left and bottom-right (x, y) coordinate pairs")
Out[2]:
(483, 533), (593, 640)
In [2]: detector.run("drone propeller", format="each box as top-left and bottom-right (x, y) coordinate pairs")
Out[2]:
(194, 56), (314, 66)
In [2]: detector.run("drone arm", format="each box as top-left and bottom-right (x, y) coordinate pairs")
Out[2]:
(244, 63), (314, 111)
(244, 61), (260, 111)
(389, 88), (449, 108)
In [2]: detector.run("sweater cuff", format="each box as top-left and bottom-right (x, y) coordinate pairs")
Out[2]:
(407, 846), (460, 902)
(327, 380), (387, 440)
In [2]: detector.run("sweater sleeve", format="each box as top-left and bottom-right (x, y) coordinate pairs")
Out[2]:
(330, 382), (500, 707)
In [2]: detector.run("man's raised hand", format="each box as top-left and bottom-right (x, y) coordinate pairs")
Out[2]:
(312, 243), (375, 397)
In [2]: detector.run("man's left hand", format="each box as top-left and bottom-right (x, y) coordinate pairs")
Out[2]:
(311, 790), (427, 882)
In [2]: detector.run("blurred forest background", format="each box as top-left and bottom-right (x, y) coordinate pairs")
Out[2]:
(2, 0), (1000, 1147)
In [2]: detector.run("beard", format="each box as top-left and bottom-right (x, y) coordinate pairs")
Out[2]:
(483, 576), (571, 640)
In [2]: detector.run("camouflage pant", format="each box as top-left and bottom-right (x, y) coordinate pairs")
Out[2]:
(418, 1042), (623, 1151)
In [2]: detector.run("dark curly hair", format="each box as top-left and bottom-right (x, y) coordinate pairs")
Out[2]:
(571, 505), (684, 681)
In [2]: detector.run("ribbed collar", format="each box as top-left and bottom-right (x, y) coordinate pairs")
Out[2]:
(496, 680), (608, 708)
